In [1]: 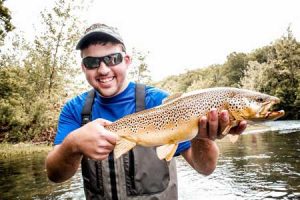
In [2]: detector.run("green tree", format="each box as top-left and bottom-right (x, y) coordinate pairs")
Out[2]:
(242, 28), (300, 119)
(241, 61), (274, 92)
(248, 46), (272, 64)
(220, 52), (249, 87)
(154, 75), (182, 93)
(266, 28), (300, 119)
(0, 0), (14, 43)
(0, 0), (89, 142)
(128, 48), (152, 84)
(27, 0), (86, 98)
(187, 65), (224, 91)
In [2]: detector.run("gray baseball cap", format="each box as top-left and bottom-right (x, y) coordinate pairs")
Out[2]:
(76, 23), (125, 50)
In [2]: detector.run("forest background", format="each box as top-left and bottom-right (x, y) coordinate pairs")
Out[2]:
(0, 0), (299, 143)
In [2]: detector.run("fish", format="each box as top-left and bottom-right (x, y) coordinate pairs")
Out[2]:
(105, 87), (285, 161)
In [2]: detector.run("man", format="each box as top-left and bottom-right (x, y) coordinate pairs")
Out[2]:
(45, 23), (247, 199)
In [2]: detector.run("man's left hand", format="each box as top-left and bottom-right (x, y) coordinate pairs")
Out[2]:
(197, 108), (247, 140)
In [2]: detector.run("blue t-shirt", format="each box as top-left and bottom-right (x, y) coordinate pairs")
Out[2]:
(54, 82), (191, 156)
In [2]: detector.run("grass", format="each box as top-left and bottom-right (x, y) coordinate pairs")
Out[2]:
(0, 142), (52, 158)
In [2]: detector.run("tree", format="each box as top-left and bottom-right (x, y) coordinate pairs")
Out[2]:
(0, 0), (90, 142)
(187, 65), (224, 92)
(242, 28), (300, 119)
(241, 61), (274, 92)
(220, 52), (249, 87)
(128, 48), (152, 84)
(266, 28), (300, 119)
(26, 0), (86, 98)
(0, 0), (14, 43)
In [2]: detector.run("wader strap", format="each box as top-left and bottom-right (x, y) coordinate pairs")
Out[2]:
(127, 83), (145, 195)
(81, 89), (95, 126)
(135, 83), (145, 112)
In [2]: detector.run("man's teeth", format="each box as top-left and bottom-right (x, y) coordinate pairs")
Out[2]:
(99, 77), (114, 83)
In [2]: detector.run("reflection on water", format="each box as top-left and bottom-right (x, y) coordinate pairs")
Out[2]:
(0, 153), (84, 199)
(177, 129), (300, 200)
(1, 121), (300, 200)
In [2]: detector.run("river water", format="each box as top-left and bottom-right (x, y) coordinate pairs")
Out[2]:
(1, 121), (300, 200)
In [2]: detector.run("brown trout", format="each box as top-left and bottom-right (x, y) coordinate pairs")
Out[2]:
(106, 87), (284, 161)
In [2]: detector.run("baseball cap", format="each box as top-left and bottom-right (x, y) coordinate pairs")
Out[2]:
(76, 23), (125, 50)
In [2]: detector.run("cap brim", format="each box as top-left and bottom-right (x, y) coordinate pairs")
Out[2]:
(76, 31), (123, 50)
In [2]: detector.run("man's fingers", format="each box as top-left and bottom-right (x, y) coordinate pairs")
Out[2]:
(208, 109), (218, 140)
(94, 118), (112, 126)
(230, 120), (247, 135)
(198, 116), (208, 138)
(94, 118), (117, 144)
(103, 131), (118, 145)
(218, 110), (229, 138)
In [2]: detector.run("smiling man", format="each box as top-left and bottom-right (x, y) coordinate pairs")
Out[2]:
(45, 23), (247, 200)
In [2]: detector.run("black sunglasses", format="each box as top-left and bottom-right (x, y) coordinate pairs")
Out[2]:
(82, 53), (124, 69)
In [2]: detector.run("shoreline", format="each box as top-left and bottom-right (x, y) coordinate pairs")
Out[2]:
(0, 142), (52, 158)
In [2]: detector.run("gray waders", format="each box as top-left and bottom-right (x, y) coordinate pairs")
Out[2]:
(81, 84), (178, 200)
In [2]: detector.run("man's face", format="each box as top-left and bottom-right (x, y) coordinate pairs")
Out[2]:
(81, 43), (131, 97)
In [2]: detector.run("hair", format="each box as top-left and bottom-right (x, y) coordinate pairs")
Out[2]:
(80, 36), (126, 57)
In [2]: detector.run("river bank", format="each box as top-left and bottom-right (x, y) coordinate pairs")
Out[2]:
(0, 143), (52, 159)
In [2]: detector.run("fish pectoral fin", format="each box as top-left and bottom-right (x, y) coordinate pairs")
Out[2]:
(114, 137), (136, 159)
(222, 120), (241, 143)
(228, 134), (239, 143)
(156, 143), (178, 161)
(221, 120), (239, 136)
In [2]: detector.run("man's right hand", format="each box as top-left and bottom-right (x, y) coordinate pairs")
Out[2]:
(72, 118), (118, 160)
(45, 118), (117, 183)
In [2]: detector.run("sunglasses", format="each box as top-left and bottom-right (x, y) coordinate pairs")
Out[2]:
(82, 52), (124, 69)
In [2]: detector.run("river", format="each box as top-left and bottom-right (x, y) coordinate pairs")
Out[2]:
(1, 121), (300, 200)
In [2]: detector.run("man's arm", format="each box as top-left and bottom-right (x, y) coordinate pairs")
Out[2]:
(182, 109), (247, 175)
(45, 119), (117, 183)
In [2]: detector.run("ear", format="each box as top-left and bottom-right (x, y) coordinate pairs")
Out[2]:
(124, 54), (132, 66)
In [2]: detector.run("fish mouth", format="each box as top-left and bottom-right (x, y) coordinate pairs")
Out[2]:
(255, 98), (285, 121)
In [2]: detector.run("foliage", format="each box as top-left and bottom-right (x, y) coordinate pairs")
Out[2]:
(242, 28), (300, 119)
(219, 52), (249, 87)
(155, 28), (300, 119)
(265, 29), (300, 119)
(1, 4), (300, 144)
(241, 61), (274, 91)
(0, 0), (88, 143)
(128, 48), (152, 84)
(0, 0), (14, 43)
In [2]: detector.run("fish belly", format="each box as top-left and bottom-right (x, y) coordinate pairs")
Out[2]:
(134, 118), (199, 146)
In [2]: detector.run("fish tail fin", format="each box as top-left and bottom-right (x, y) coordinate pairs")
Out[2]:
(156, 143), (178, 161)
(114, 137), (136, 159)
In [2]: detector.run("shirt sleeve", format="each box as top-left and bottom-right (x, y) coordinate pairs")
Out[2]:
(174, 141), (191, 156)
(54, 101), (82, 145)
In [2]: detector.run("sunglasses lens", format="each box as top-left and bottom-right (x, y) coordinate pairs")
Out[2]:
(83, 53), (124, 69)
(103, 53), (123, 66)
(83, 57), (100, 69)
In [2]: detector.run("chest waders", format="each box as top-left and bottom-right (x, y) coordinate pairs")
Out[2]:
(81, 84), (178, 200)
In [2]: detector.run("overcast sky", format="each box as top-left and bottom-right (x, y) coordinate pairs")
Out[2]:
(5, 0), (300, 81)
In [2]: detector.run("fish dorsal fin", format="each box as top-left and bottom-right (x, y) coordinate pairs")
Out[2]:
(162, 93), (183, 104)
(114, 137), (136, 159)
(156, 143), (178, 161)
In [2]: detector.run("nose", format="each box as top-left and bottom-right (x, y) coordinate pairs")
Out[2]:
(97, 61), (110, 75)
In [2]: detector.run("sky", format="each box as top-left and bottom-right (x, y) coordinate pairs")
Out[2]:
(4, 0), (300, 81)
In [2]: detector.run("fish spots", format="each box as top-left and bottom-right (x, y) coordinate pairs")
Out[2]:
(107, 87), (278, 137)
